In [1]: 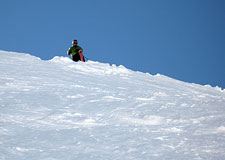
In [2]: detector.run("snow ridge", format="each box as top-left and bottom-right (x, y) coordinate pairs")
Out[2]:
(0, 50), (225, 160)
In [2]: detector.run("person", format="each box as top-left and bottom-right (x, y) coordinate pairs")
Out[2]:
(67, 40), (85, 62)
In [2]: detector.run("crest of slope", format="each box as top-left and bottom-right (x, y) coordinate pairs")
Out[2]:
(0, 50), (225, 160)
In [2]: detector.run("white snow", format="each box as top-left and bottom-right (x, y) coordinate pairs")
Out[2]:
(0, 50), (225, 160)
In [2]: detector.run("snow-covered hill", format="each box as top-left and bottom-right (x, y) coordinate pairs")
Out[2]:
(0, 50), (225, 160)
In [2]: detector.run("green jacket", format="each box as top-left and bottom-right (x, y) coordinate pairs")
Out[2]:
(67, 45), (83, 57)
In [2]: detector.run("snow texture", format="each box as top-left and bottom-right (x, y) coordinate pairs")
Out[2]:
(0, 50), (225, 160)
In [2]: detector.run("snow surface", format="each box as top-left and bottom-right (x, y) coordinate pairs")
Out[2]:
(0, 50), (225, 160)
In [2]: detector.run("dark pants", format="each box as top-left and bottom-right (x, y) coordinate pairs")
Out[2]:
(72, 54), (85, 62)
(72, 54), (81, 62)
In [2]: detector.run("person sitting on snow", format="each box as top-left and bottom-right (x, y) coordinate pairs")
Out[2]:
(67, 40), (85, 62)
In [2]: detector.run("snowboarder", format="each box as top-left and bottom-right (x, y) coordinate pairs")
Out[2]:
(67, 40), (85, 62)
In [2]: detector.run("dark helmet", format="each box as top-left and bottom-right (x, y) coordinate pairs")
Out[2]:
(72, 40), (78, 44)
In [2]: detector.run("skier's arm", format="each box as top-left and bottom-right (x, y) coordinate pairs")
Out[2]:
(67, 48), (71, 55)
(78, 46), (83, 52)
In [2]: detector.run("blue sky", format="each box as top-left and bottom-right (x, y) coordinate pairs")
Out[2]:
(1, 0), (225, 89)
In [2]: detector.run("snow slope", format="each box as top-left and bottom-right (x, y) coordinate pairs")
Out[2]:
(0, 50), (225, 160)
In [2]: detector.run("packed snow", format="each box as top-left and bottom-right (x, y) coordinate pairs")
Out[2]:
(0, 50), (225, 160)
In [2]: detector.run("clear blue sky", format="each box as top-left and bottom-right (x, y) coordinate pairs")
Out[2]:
(1, 0), (225, 89)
